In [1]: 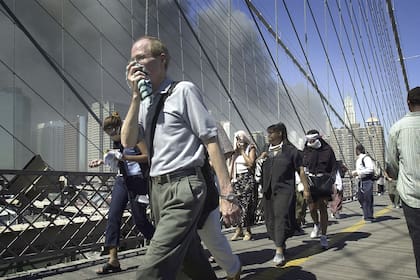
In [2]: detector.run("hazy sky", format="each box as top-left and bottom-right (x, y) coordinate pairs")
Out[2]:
(0, 0), (412, 169)
(393, 0), (420, 89)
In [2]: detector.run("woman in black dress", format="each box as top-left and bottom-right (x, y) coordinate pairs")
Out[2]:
(259, 123), (310, 266)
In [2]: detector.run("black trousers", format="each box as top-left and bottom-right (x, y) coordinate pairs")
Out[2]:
(402, 200), (420, 277)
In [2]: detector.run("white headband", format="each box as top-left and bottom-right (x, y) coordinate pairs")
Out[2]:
(305, 133), (319, 141)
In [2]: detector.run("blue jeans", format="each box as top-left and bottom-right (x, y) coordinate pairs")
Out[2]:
(105, 176), (154, 248)
(358, 179), (374, 220)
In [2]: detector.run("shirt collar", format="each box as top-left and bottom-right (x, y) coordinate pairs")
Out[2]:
(153, 77), (173, 96)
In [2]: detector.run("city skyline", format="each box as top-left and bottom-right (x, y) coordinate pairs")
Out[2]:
(0, 1), (407, 171)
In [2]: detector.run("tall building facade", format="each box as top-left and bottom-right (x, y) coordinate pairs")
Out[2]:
(0, 89), (32, 169)
(344, 96), (356, 127)
(63, 115), (87, 172)
(328, 119), (385, 171)
(33, 121), (64, 170)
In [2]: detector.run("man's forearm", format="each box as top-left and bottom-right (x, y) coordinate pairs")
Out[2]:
(206, 138), (232, 196)
(121, 94), (141, 148)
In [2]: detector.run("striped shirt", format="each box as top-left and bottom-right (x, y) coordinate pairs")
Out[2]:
(386, 111), (420, 208)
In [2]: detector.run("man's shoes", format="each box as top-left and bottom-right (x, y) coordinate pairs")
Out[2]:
(226, 264), (241, 280)
(272, 253), (285, 266)
(310, 224), (320, 238)
(320, 235), (328, 249)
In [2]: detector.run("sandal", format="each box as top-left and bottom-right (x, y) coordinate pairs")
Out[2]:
(96, 262), (122, 275)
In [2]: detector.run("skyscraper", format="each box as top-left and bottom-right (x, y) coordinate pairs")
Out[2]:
(63, 115), (87, 171)
(344, 96), (356, 127)
(0, 89), (32, 169)
(328, 116), (385, 172)
(33, 121), (64, 170)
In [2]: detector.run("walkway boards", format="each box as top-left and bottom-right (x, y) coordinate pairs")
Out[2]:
(5, 195), (418, 279)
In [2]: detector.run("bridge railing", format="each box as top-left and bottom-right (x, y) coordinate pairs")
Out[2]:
(0, 169), (146, 276)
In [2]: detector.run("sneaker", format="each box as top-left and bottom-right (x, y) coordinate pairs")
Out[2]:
(330, 212), (335, 219)
(272, 253), (285, 266)
(320, 235), (328, 249)
(310, 224), (320, 239)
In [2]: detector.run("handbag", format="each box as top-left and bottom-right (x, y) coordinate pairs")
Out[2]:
(308, 174), (334, 197)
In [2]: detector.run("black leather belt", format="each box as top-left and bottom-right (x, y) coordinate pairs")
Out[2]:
(152, 168), (199, 184)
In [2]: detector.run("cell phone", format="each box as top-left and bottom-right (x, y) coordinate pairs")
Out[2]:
(135, 63), (148, 75)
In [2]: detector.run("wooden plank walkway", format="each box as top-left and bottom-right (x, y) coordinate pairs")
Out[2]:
(4, 194), (418, 280)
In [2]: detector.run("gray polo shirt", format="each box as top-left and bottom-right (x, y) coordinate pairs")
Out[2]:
(138, 78), (218, 177)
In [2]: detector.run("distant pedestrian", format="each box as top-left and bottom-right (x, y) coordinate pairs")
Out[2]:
(330, 170), (343, 219)
(384, 171), (401, 208)
(229, 130), (258, 241)
(351, 144), (375, 222)
(377, 175), (385, 196)
(386, 87), (420, 277)
(303, 130), (337, 249)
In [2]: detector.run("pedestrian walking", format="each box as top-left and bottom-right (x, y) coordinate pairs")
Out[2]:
(386, 86), (420, 277)
(122, 36), (241, 279)
(303, 130), (337, 249)
(259, 123), (310, 266)
(351, 144), (375, 222)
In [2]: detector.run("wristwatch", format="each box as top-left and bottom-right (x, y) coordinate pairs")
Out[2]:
(220, 193), (238, 202)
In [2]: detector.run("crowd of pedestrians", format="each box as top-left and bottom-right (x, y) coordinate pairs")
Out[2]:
(91, 35), (418, 279)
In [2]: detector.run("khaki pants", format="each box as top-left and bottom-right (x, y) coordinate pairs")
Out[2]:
(136, 171), (217, 280)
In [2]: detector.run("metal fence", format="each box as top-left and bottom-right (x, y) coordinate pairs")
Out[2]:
(0, 165), (147, 276)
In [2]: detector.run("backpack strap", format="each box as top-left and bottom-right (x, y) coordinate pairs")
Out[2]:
(146, 81), (179, 165)
(361, 155), (367, 167)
